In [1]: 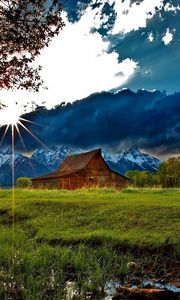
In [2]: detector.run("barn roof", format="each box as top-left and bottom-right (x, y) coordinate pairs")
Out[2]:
(32, 148), (129, 181)
(56, 148), (101, 176)
(32, 149), (102, 180)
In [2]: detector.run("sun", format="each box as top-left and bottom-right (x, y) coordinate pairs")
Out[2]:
(0, 104), (21, 126)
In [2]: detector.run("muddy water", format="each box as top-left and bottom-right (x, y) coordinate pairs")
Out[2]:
(143, 280), (180, 293)
(64, 279), (180, 299)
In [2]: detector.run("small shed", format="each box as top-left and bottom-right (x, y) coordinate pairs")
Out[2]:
(32, 149), (129, 189)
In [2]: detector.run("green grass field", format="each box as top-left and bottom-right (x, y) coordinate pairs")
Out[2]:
(0, 188), (179, 299)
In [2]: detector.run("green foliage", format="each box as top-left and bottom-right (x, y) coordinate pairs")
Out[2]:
(126, 156), (180, 188)
(16, 177), (32, 188)
(0, 188), (179, 298)
(125, 170), (160, 187)
(158, 157), (180, 187)
(0, 188), (179, 248)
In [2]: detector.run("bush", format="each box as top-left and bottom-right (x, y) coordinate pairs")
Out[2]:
(16, 177), (32, 188)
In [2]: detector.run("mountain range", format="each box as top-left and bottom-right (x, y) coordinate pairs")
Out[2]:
(0, 145), (161, 187)
(1, 89), (179, 158)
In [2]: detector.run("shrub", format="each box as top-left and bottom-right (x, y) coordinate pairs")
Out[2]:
(16, 177), (32, 189)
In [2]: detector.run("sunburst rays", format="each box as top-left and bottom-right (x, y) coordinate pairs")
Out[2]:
(0, 117), (48, 152)
(0, 114), (49, 274)
(0, 116), (49, 186)
(18, 120), (48, 149)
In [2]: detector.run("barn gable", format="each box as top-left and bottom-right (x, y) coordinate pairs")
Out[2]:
(32, 148), (129, 189)
(56, 149), (101, 176)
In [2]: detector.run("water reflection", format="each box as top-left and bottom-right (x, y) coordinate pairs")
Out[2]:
(63, 279), (180, 300)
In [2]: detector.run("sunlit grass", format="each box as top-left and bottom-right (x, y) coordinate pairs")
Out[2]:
(0, 188), (180, 247)
(0, 188), (179, 298)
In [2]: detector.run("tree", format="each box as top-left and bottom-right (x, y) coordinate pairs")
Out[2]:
(0, 0), (64, 91)
(150, 173), (160, 186)
(16, 177), (32, 188)
(125, 170), (140, 186)
(157, 157), (180, 187)
(136, 171), (148, 187)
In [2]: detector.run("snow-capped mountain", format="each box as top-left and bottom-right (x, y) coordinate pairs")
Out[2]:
(101, 150), (119, 163)
(0, 145), (161, 186)
(102, 150), (113, 162)
(0, 149), (21, 167)
(115, 146), (161, 174)
(0, 145), (77, 186)
(32, 145), (76, 171)
(0, 149), (50, 187)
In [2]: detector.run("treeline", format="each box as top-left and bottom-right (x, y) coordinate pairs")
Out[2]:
(125, 170), (160, 187)
(125, 157), (180, 188)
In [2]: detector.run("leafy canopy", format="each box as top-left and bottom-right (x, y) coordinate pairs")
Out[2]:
(0, 0), (64, 91)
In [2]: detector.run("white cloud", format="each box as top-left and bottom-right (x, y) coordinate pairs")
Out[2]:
(144, 69), (152, 76)
(162, 28), (173, 45)
(0, 7), (138, 111)
(148, 33), (154, 42)
(112, 0), (164, 34)
(164, 3), (180, 12)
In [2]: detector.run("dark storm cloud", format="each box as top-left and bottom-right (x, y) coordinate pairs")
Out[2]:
(1, 90), (179, 157)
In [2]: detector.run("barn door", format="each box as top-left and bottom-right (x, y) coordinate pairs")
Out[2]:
(60, 178), (70, 189)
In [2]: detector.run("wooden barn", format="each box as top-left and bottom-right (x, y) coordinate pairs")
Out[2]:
(32, 149), (129, 190)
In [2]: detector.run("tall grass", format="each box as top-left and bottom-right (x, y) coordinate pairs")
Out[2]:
(0, 188), (179, 298)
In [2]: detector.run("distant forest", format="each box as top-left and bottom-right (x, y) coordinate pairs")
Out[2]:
(126, 157), (180, 188)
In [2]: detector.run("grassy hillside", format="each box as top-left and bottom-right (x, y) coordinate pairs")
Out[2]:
(0, 188), (179, 299)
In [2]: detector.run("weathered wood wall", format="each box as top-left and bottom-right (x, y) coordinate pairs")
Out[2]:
(32, 152), (129, 190)
(32, 178), (59, 189)
(85, 153), (110, 187)
(59, 171), (86, 190)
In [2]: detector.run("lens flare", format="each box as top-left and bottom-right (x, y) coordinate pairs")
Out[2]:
(0, 103), (50, 274)
(0, 104), (20, 126)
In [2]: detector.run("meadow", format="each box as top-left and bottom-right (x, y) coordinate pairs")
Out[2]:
(0, 188), (179, 299)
